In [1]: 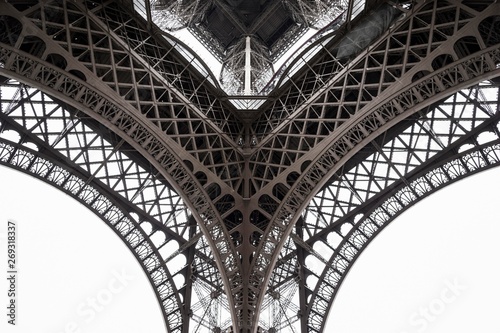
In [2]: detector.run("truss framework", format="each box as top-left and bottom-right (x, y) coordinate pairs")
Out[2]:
(0, 0), (500, 332)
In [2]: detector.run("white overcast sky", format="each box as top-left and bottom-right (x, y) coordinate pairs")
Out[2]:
(0, 164), (499, 333)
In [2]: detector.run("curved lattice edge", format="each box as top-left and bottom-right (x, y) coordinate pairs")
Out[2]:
(262, 78), (500, 331)
(0, 1), (241, 286)
(250, 46), (500, 325)
(0, 78), (239, 332)
(0, 138), (186, 332)
(307, 139), (500, 332)
(0, 44), (241, 327)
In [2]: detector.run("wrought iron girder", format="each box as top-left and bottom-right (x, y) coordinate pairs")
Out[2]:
(0, 107), (187, 332)
(0, 4), (243, 328)
(0, 80), (234, 332)
(251, 44), (500, 333)
(265, 82), (500, 331)
(249, 0), (498, 192)
(306, 138), (500, 332)
(0, 83), (189, 244)
(21, 0), (245, 188)
(223, 2), (500, 320)
(1, 2), (243, 329)
(301, 82), (500, 242)
(0, 139), (187, 332)
(0, 43), (235, 258)
(292, 85), (500, 331)
(0, 1), (242, 201)
(82, 0), (250, 199)
(246, 3), (500, 317)
(1, 0), (500, 331)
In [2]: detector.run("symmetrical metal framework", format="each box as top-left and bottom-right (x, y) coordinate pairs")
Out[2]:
(147, 0), (347, 94)
(0, 0), (499, 332)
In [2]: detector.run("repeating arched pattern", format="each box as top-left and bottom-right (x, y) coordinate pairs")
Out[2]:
(252, 0), (500, 319)
(0, 139), (186, 332)
(255, 30), (500, 333)
(260, 80), (500, 332)
(0, 80), (233, 332)
(0, 3), (241, 321)
(299, 82), (500, 332)
(307, 140), (500, 331)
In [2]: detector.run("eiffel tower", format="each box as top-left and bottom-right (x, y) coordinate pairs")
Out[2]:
(1, 0), (499, 332)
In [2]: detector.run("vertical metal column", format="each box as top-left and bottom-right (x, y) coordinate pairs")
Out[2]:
(245, 36), (252, 95)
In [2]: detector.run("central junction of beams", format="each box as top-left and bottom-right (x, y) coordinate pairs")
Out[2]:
(150, 0), (347, 95)
(143, 1), (413, 331)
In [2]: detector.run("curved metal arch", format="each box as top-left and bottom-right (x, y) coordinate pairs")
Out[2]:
(1, 2), (242, 328)
(0, 46), (204, 214)
(0, 1), (236, 201)
(1, 0), (499, 331)
(292, 46), (500, 214)
(0, 80), (238, 332)
(308, 139), (500, 332)
(0, 3), (245, 315)
(222, 1), (500, 328)
(0, 0), (240, 197)
(294, 79), (500, 331)
(263, 79), (500, 332)
(0, 43), (242, 322)
(251, 47), (500, 328)
(0, 137), (185, 332)
(249, 0), (499, 193)
(302, 83), (500, 243)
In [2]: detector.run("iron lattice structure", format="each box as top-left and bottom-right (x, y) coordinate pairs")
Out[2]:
(0, 0), (500, 332)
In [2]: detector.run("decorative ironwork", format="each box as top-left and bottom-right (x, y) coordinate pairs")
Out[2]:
(0, 0), (499, 332)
